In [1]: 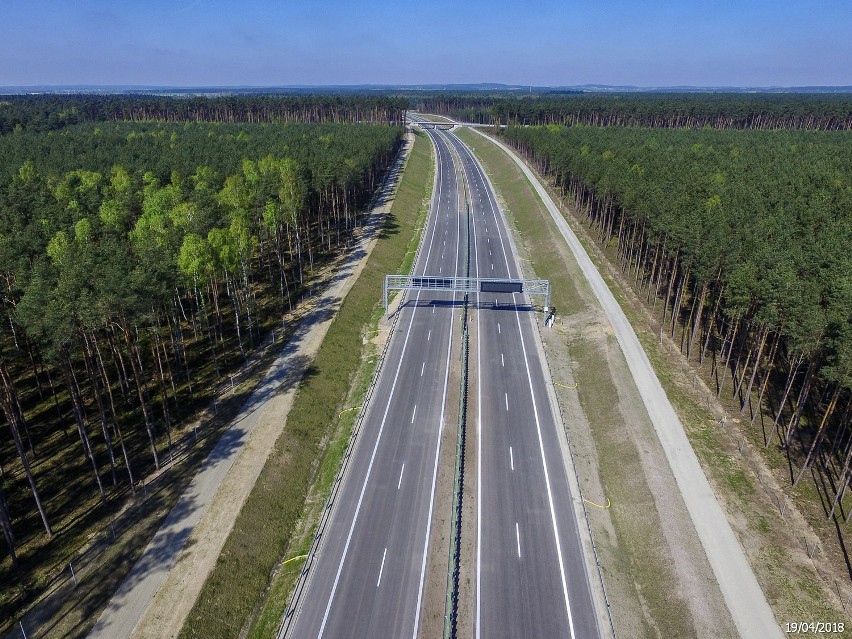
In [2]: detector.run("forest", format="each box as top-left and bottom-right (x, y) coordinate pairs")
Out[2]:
(0, 93), (408, 135)
(499, 123), (852, 531)
(0, 116), (402, 624)
(416, 93), (852, 130)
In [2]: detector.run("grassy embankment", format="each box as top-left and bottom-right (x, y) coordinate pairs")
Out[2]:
(178, 128), (434, 639)
(457, 127), (847, 636)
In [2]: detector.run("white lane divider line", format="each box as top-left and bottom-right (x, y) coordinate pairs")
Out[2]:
(428, 329), (431, 341)
(505, 393), (509, 411)
(439, 266), (442, 273)
(491, 263), (494, 270)
(398, 464), (405, 489)
(411, 405), (417, 424)
(421, 362), (426, 376)
(501, 353), (504, 367)
(377, 548), (388, 587)
(497, 323), (501, 334)
(516, 523), (521, 558)
(510, 446), (514, 471)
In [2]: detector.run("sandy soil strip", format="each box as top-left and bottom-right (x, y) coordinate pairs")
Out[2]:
(86, 134), (413, 639)
(469, 128), (783, 639)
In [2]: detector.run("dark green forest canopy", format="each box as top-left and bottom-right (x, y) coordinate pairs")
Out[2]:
(503, 124), (852, 382)
(416, 93), (852, 130)
(0, 121), (401, 187)
(0, 119), (402, 605)
(0, 94), (408, 135)
(0, 121), (403, 351)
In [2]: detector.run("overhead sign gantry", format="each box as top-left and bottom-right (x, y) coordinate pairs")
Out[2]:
(383, 275), (550, 316)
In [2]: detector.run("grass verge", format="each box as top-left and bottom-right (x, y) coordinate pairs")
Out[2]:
(178, 129), (434, 639)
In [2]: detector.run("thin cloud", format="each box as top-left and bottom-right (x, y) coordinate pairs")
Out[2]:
(175, 0), (202, 15)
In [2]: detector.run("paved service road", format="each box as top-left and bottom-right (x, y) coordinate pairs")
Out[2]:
(439, 130), (600, 639)
(285, 128), (465, 638)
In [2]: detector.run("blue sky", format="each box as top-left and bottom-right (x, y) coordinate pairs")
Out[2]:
(1, 0), (849, 87)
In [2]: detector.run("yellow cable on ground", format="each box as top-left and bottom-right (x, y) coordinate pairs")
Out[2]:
(282, 554), (307, 565)
(555, 382), (578, 390)
(583, 496), (611, 509)
(338, 405), (362, 418)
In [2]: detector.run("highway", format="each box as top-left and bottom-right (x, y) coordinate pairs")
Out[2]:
(284, 127), (466, 638)
(285, 120), (600, 638)
(440, 130), (600, 639)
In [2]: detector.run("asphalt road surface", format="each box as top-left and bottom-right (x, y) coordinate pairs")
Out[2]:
(286, 124), (599, 638)
(440, 129), (600, 639)
(473, 128), (782, 639)
(285, 128), (465, 638)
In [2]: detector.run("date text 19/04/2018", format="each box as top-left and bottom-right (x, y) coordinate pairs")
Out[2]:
(785, 622), (844, 634)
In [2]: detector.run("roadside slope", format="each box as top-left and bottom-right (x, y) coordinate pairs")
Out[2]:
(123, 133), (417, 639)
(87, 131), (420, 639)
(176, 128), (434, 639)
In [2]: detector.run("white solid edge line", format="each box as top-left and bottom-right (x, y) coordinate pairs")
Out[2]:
(456, 132), (577, 638)
(473, 182), (484, 639)
(474, 127), (783, 638)
(412, 129), (462, 639)
(316, 121), (449, 639)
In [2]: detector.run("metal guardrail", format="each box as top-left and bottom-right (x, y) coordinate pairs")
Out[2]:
(276, 300), (403, 639)
(441, 126), (471, 639)
(444, 309), (469, 639)
(277, 127), (435, 639)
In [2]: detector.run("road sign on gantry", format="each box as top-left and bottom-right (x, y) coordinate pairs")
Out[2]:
(383, 275), (550, 315)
